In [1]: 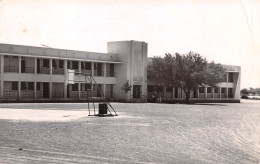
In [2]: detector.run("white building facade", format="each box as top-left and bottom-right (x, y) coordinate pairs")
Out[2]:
(0, 41), (240, 103)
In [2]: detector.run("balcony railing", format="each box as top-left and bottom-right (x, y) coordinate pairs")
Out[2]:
(52, 91), (64, 98)
(106, 71), (115, 77)
(21, 67), (35, 73)
(93, 70), (104, 76)
(52, 68), (64, 75)
(39, 68), (50, 74)
(4, 91), (18, 99)
(4, 66), (19, 73)
(21, 91), (34, 98)
(81, 69), (92, 75)
(80, 91), (97, 98)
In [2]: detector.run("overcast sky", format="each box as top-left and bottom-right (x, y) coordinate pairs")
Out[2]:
(0, 0), (259, 89)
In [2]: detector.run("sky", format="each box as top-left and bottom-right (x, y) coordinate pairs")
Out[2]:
(0, 0), (259, 89)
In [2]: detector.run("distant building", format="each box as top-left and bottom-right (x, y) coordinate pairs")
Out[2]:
(0, 41), (240, 103)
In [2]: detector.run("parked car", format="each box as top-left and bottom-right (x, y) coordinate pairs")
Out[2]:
(247, 95), (260, 100)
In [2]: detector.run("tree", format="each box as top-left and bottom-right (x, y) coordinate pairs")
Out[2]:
(147, 57), (166, 93)
(121, 80), (132, 93)
(174, 52), (225, 103)
(240, 88), (249, 95)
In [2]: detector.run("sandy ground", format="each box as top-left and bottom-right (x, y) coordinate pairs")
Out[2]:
(0, 100), (259, 164)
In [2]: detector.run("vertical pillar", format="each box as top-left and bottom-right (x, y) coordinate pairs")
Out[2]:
(49, 82), (52, 99)
(78, 61), (81, 73)
(197, 88), (200, 98)
(64, 60), (67, 98)
(219, 87), (222, 99)
(205, 87), (207, 98)
(226, 72), (229, 99)
(18, 56), (21, 99)
(34, 58), (37, 74)
(212, 88), (215, 99)
(50, 59), (52, 75)
(18, 56), (21, 74)
(172, 87), (175, 98)
(0, 55), (4, 98)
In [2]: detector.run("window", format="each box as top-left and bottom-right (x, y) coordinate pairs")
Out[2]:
(52, 60), (57, 68)
(72, 84), (78, 91)
(147, 85), (154, 92)
(228, 73), (233, 82)
(21, 82), (27, 90)
(59, 60), (64, 68)
(85, 84), (91, 91)
(81, 62), (85, 69)
(199, 87), (204, 93)
(43, 59), (49, 67)
(28, 82), (34, 90)
(85, 62), (91, 70)
(214, 88), (219, 93)
(72, 61), (78, 69)
(207, 87), (211, 93)
(12, 82), (18, 90)
(166, 86), (172, 92)
(221, 88), (226, 93)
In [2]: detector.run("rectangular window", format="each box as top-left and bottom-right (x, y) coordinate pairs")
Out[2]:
(43, 59), (49, 67)
(12, 81), (18, 90)
(199, 87), (204, 93)
(81, 62), (85, 69)
(221, 88), (226, 93)
(214, 88), (219, 93)
(72, 84), (78, 91)
(72, 61), (78, 69)
(166, 86), (172, 92)
(147, 85), (154, 92)
(207, 87), (211, 93)
(85, 62), (91, 70)
(85, 84), (91, 91)
(21, 82), (27, 90)
(228, 73), (233, 82)
(52, 60), (57, 68)
(28, 82), (34, 90)
(59, 60), (64, 68)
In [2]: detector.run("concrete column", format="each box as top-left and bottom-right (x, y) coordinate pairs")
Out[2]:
(18, 56), (21, 74)
(64, 60), (67, 98)
(78, 61), (81, 72)
(78, 83), (81, 99)
(219, 87), (222, 99)
(163, 86), (166, 98)
(34, 58), (37, 74)
(104, 63), (107, 77)
(212, 88), (215, 99)
(172, 87), (175, 98)
(0, 55), (4, 98)
(50, 59), (52, 75)
(49, 82), (52, 99)
(226, 72), (229, 98)
(205, 87), (207, 98)
(197, 88), (199, 98)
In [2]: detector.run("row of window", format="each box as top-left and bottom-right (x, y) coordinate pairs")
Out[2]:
(148, 86), (229, 94)
(11, 82), (93, 92)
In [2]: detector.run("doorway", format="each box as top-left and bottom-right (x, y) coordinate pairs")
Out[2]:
(43, 83), (49, 98)
(133, 85), (141, 99)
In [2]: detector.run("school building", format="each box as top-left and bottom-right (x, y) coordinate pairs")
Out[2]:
(0, 40), (240, 103)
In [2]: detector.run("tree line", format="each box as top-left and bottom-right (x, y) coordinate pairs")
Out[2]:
(147, 52), (226, 103)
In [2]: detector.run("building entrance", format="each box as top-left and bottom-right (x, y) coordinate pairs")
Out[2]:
(43, 83), (49, 98)
(133, 85), (141, 99)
